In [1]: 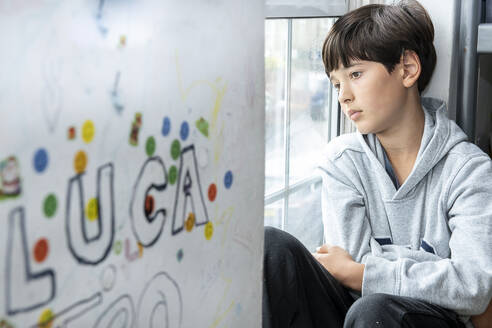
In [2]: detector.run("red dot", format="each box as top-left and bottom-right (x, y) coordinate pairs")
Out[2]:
(33, 238), (49, 263)
(145, 195), (155, 216)
(208, 184), (217, 202)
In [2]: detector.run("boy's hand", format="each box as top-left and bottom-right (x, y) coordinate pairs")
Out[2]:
(471, 298), (492, 328)
(312, 244), (364, 291)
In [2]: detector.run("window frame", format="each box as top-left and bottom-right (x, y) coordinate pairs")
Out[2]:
(264, 15), (343, 231)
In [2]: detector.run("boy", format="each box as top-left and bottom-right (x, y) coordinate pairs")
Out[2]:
(263, 1), (492, 327)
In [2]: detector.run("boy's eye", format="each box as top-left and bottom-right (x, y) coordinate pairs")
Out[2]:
(350, 71), (362, 79)
(333, 83), (340, 90)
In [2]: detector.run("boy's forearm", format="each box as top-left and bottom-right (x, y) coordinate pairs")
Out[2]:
(342, 262), (364, 292)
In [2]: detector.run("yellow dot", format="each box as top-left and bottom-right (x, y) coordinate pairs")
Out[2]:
(185, 212), (195, 232)
(204, 221), (213, 240)
(82, 120), (95, 144)
(138, 242), (144, 258)
(74, 150), (88, 174)
(38, 308), (54, 328)
(86, 197), (98, 221)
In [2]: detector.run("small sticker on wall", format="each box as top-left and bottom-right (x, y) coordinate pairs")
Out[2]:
(0, 156), (22, 200)
(129, 113), (142, 146)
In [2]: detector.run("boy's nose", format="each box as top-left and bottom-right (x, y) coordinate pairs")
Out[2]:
(338, 86), (354, 104)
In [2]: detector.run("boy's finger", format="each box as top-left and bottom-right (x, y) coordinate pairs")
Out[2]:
(316, 244), (331, 253)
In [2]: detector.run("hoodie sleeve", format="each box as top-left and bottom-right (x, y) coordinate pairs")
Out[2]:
(320, 157), (373, 264)
(362, 155), (492, 316)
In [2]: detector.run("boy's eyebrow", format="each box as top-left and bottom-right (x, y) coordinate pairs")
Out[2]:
(329, 62), (364, 80)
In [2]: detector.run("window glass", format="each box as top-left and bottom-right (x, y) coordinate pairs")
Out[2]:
(265, 19), (288, 195)
(264, 198), (284, 229)
(264, 18), (337, 250)
(285, 180), (323, 252)
(289, 18), (334, 184)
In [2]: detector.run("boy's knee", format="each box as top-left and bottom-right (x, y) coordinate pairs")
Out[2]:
(264, 226), (303, 256)
(344, 294), (398, 328)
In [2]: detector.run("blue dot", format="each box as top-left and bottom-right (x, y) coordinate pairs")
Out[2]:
(180, 121), (189, 141)
(224, 171), (233, 189)
(34, 148), (48, 173)
(162, 117), (171, 136)
(177, 249), (184, 262)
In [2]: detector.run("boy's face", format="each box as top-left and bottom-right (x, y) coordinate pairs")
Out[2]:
(328, 60), (408, 135)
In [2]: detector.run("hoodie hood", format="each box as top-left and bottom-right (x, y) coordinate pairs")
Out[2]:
(357, 97), (468, 200)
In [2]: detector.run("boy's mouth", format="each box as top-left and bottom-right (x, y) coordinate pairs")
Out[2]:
(347, 109), (362, 120)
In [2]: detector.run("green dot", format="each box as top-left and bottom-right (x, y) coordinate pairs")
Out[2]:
(169, 165), (178, 185)
(196, 117), (209, 137)
(171, 139), (181, 160)
(146, 136), (156, 157)
(113, 241), (122, 255)
(43, 194), (57, 218)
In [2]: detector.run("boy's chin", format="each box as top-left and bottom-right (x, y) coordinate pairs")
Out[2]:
(355, 125), (372, 135)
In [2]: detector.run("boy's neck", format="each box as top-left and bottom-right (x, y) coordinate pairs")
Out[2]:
(376, 93), (425, 161)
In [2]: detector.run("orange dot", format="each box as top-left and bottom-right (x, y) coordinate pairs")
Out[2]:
(144, 195), (154, 216)
(208, 183), (217, 202)
(73, 150), (88, 174)
(138, 242), (143, 258)
(33, 238), (49, 263)
(185, 213), (195, 232)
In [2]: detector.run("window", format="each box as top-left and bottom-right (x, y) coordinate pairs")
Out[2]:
(264, 18), (341, 251)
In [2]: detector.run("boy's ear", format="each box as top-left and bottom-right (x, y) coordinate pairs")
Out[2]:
(400, 50), (421, 89)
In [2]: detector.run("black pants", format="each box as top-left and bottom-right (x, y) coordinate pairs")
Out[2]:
(263, 227), (466, 328)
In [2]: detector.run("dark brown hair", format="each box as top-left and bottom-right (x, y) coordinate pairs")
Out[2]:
(322, 0), (436, 93)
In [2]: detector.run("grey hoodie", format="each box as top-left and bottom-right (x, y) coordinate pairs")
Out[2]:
(319, 97), (492, 326)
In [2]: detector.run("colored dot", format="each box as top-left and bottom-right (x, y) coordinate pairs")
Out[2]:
(38, 308), (54, 328)
(68, 126), (76, 140)
(208, 184), (217, 202)
(185, 212), (195, 232)
(34, 148), (49, 173)
(82, 120), (95, 144)
(177, 249), (183, 262)
(86, 197), (98, 221)
(113, 240), (123, 255)
(33, 238), (49, 263)
(224, 171), (233, 189)
(204, 221), (214, 240)
(43, 194), (57, 218)
(162, 117), (171, 136)
(146, 136), (156, 157)
(74, 150), (88, 174)
(144, 195), (154, 216)
(171, 139), (181, 160)
(180, 121), (189, 141)
(169, 166), (178, 185)
(119, 35), (127, 47)
(196, 117), (209, 137)
(138, 242), (144, 258)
